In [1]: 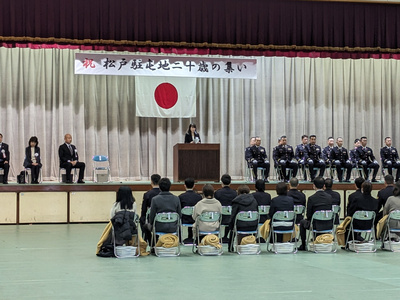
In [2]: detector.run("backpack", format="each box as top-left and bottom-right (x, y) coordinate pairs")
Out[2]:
(17, 171), (28, 184)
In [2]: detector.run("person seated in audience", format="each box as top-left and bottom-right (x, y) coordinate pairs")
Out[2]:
(251, 179), (272, 224)
(140, 174), (161, 244)
(110, 186), (137, 218)
(179, 177), (202, 244)
(149, 178), (182, 247)
(299, 177), (333, 250)
(23, 136), (42, 184)
(287, 177), (306, 224)
(215, 174), (237, 243)
(324, 178), (341, 224)
(383, 181), (400, 242)
(228, 185), (258, 252)
(192, 184), (222, 244)
(346, 177), (365, 217)
(376, 175), (395, 225)
(346, 181), (379, 240)
(269, 182), (295, 243)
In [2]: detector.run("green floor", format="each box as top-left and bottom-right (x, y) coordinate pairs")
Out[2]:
(1, 224), (399, 300)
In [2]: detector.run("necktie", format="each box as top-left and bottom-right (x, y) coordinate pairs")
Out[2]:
(68, 144), (73, 155)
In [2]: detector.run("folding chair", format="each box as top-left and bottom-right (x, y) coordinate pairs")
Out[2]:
(181, 206), (195, 245)
(346, 210), (376, 253)
(92, 155), (111, 182)
(258, 205), (270, 225)
(381, 210), (400, 252)
(59, 167), (77, 183)
(152, 212), (181, 257)
(25, 167), (43, 183)
(307, 210), (336, 253)
(192, 211), (222, 255)
(111, 211), (140, 258)
(294, 205), (305, 225)
(267, 211), (297, 254)
(274, 165), (293, 182)
(220, 206), (232, 242)
(332, 205), (341, 227)
(232, 211), (260, 254)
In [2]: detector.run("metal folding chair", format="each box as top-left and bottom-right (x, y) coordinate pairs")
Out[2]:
(192, 211), (222, 255)
(232, 211), (260, 254)
(381, 210), (400, 252)
(346, 210), (376, 253)
(307, 210), (336, 253)
(267, 210), (297, 254)
(152, 212), (181, 257)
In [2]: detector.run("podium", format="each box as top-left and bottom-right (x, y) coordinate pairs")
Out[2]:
(173, 143), (220, 182)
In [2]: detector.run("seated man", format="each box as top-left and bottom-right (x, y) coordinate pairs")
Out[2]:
(330, 137), (352, 182)
(305, 135), (326, 181)
(215, 174), (237, 242)
(249, 136), (270, 182)
(179, 177), (202, 243)
(192, 184), (222, 243)
(0, 133), (10, 184)
(380, 137), (400, 182)
(376, 175), (395, 226)
(299, 177), (333, 250)
(287, 177), (307, 224)
(356, 136), (379, 182)
(251, 179), (272, 224)
(324, 178), (341, 224)
(273, 135), (298, 182)
(58, 133), (85, 183)
(149, 178), (182, 245)
(322, 136), (335, 172)
(140, 174), (161, 244)
(245, 136), (256, 168)
(269, 182), (295, 243)
(295, 135), (309, 181)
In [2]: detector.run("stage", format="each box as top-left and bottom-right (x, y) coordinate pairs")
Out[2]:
(0, 179), (385, 225)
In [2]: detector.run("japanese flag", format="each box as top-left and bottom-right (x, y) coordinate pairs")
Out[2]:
(135, 76), (196, 118)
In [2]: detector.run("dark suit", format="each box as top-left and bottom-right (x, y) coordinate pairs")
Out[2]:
(273, 144), (298, 180)
(184, 132), (201, 143)
(325, 189), (341, 224)
(251, 191), (272, 223)
(179, 190), (202, 224)
(0, 142), (10, 183)
(330, 146), (352, 181)
(376, 185), (394, 225)
(346, 189), (362, 217)
(269, 195), (295, 241)
(215, 186), (237, 238)
(149, 191), (182, 233)
(249, 145), (270, 179)
(347, 193), (378, 230)
(140, 187), (160, 243)
(23, 146), (42, 183)
(295, 144), (308, 180)
(287, 189), (306, 223)
(300, 190), (333, 247)
(304, 144), (326, 180)
(58, 143), (85, 182)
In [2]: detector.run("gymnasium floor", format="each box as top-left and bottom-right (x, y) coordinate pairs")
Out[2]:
(1, 223), (399, 300)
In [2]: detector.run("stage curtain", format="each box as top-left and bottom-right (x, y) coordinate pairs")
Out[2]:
(0, 47), (399, 180)
(1, 0), (400, 53)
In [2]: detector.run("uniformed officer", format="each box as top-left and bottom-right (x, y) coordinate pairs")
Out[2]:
(245, 137), (256, 166)
(295, 135), (308, 180)
(322, 137), (335, 166)
(356, 136), (379, 182)
(305, 135), (326, 181)
(273, 135), (298, 182)
(330, 137), (352, 182)
(350, 139), (361, 167)
(250, 136), (270, 182)
(380, 137), (400, 182)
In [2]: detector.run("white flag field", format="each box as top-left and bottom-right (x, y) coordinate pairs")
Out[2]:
(135, 77), (196, 118)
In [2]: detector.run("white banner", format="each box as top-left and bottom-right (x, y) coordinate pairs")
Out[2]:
(135, 76), (196, 118)
(75, 53), (257, 79)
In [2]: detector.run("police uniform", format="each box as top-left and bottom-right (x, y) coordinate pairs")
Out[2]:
(305, 143), (326, 180)
(273, 144), (298, 181)
(356, 146), (379, 181)
(245, 146), (253, 166)
(349, 148), (359, 168)
(380, 146), (400, 181)
(323, 146), (334, 166)
(330, 146), (352, 182)
(250, 145), (270, 180)
(295, 144), (308, 180)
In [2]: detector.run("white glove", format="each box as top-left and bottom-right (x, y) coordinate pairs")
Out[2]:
(373, 160), (378, 164)
(319, 159), (324, 164)
(335, 160), (340, 164)
(299, 159), (304, 164)
(361, 160), (367, 166)
(279, 160), (286, 164)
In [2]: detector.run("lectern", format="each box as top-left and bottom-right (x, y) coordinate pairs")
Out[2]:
(173, 144), (220, 182)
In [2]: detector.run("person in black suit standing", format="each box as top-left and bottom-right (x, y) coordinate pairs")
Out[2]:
(58, 133), (85, 183)
(0, 133), (10, 184)
(23, 136), (42, 184)
(184, 123), (201, 144)
(298, 177), (333, 250)
(179, 177), (202, 243)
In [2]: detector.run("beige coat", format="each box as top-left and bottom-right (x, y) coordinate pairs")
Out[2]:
(192, 197), (222, 236)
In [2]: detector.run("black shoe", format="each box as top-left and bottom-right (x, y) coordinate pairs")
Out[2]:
(183, 238), (193, 245)
(77, 180), (85, 184)
(2, 181), (8, 184)
(264, 179), (269, 183)
(222, 237), (229, 244)
(65, 180), (73, 184)
(259, 237), (266, 243)
(371, 179), (378, 183)
(298, 245), (306, 251)
(343, 180), (350, 183)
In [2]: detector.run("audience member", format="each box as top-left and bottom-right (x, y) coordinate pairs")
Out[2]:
(251, 179), (272, 223)
(287, 177), (306, 223)
(110, 186), (137, 218)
